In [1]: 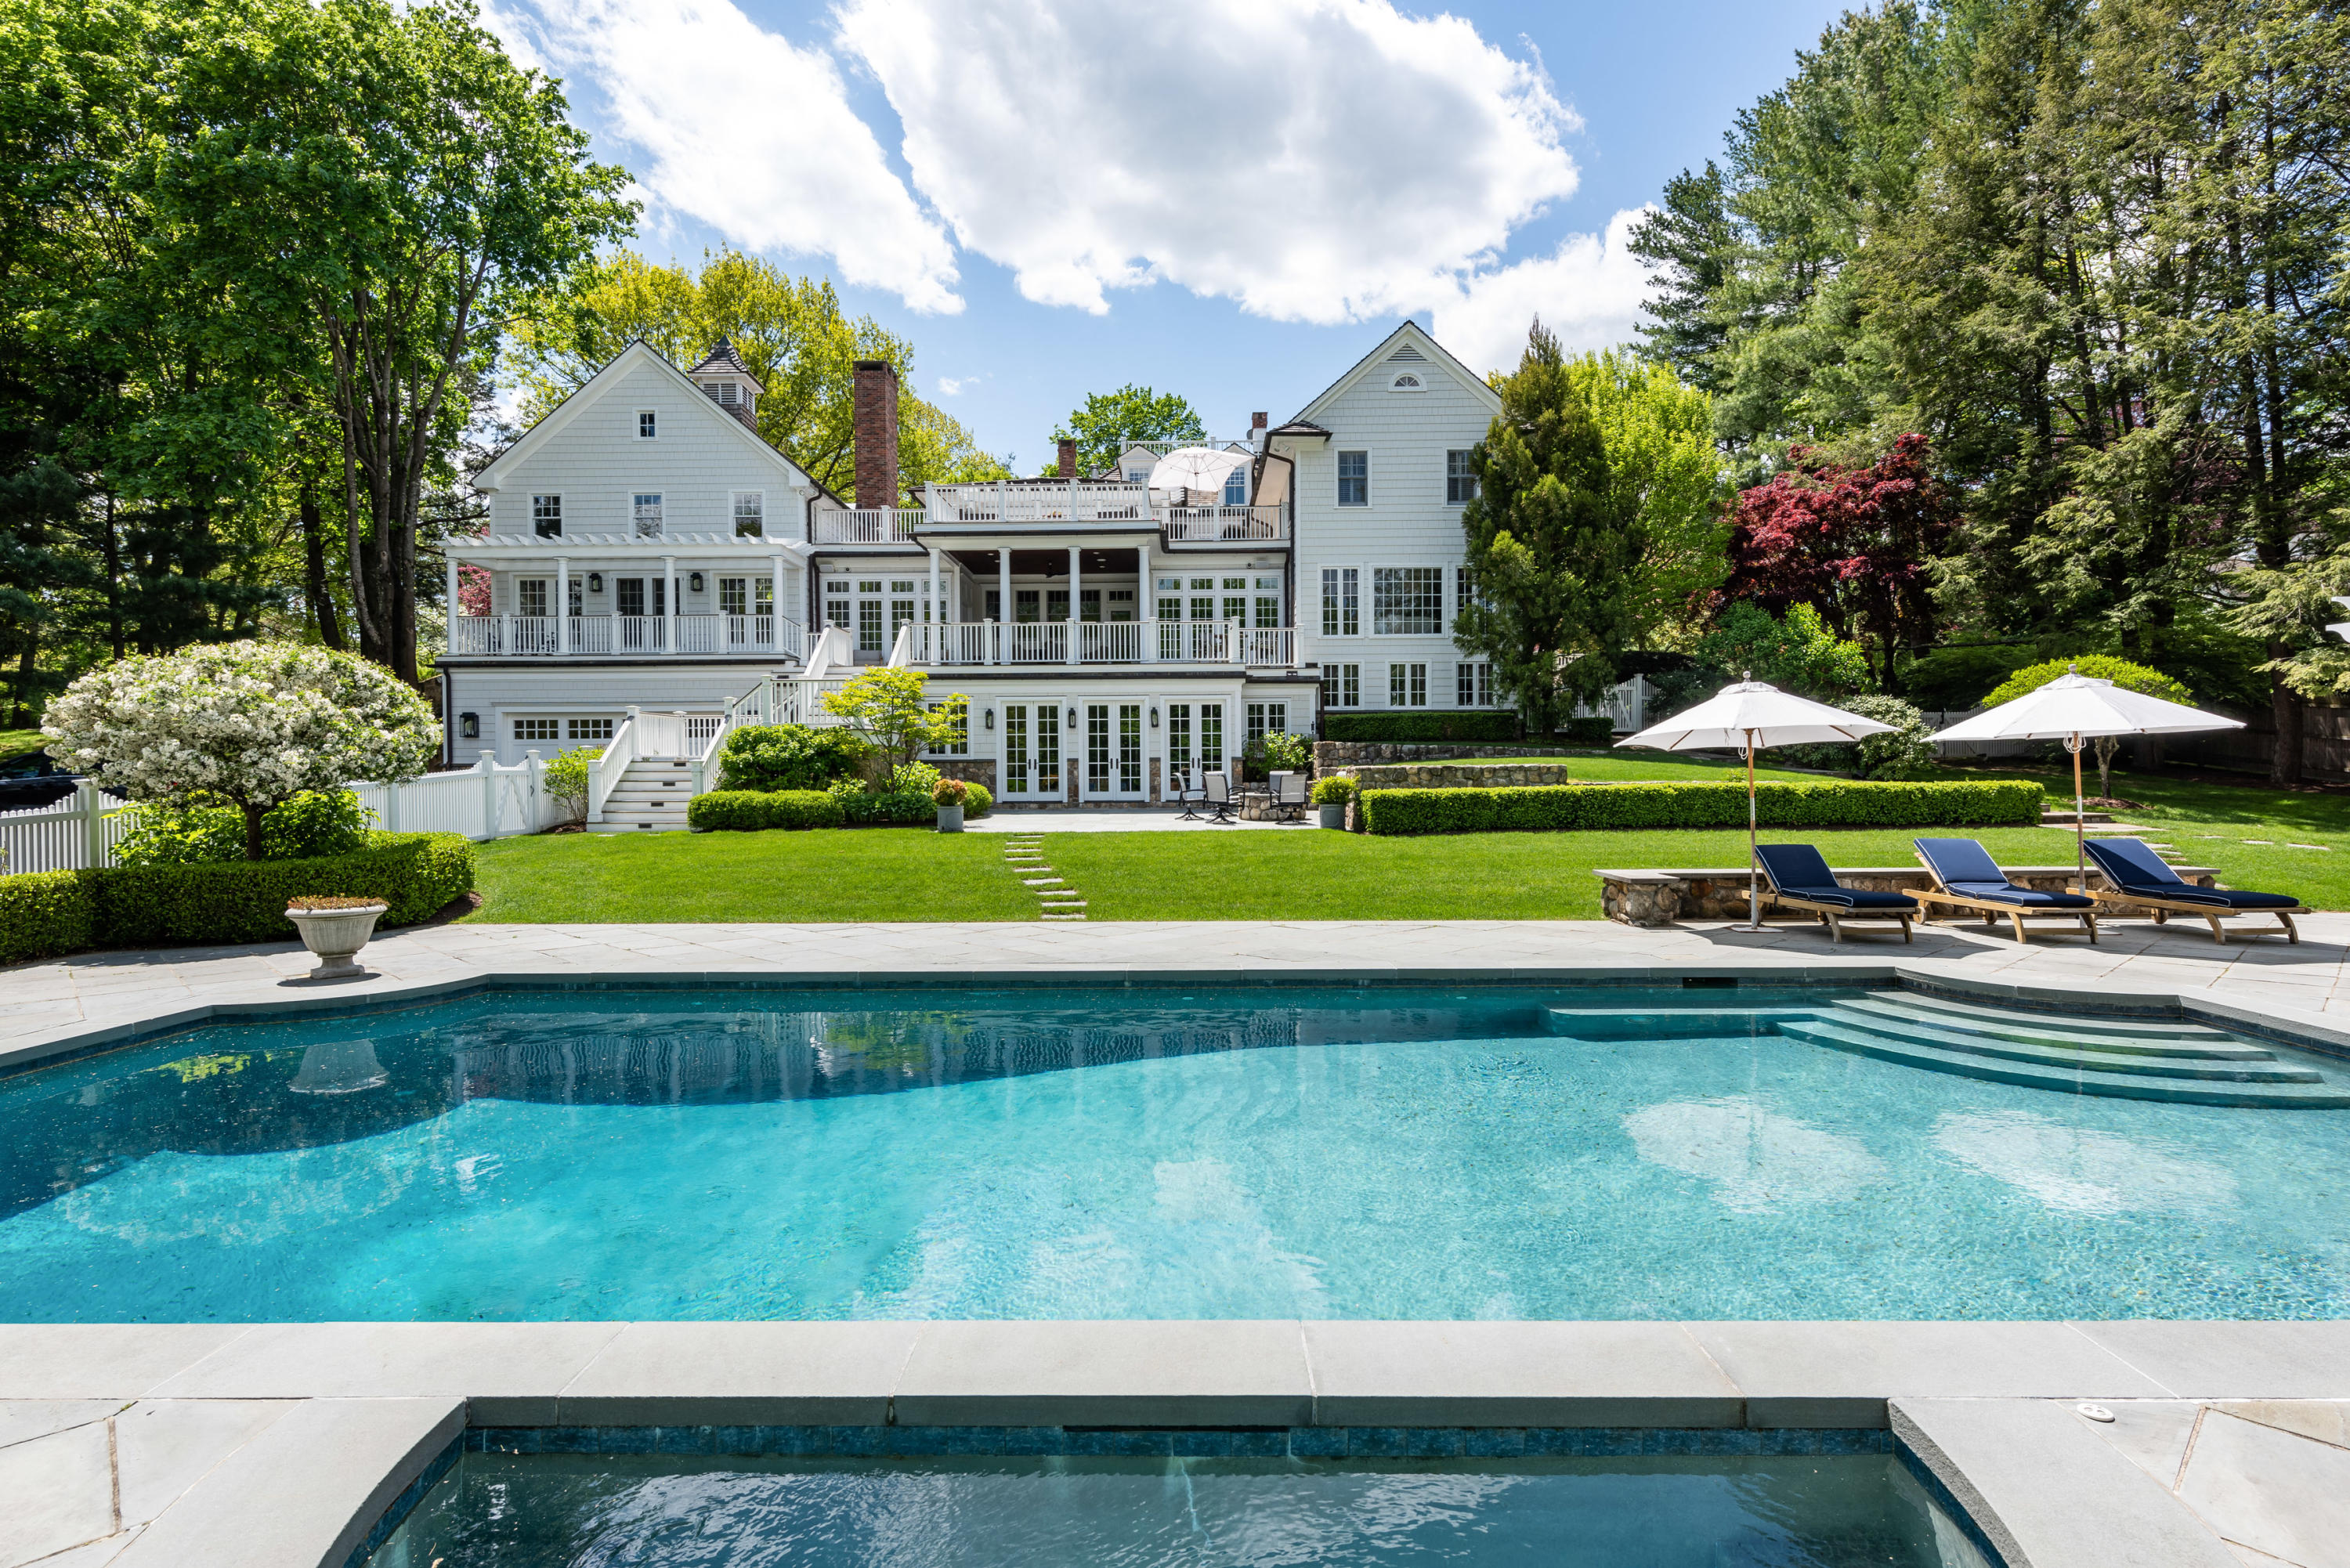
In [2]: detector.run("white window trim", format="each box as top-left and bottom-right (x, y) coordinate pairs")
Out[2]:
(628, 490), (665, 538)
(635, 408), (659, 439)
(1388, 372), (1427, 393)
(1335, 449), (1372, 508)
(1367, 564), (1447, 638)
(731, 489), (766, 537)
(1444, 450), (1478, 508)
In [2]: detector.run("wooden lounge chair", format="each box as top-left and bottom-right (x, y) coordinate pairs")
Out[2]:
(1752, 844), (1918, 943)
(2082, 836), (2305, 945)
(1912, 837), (2099, 945)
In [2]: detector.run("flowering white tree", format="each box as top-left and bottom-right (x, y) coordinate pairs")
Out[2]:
(45, 642), (439, 859)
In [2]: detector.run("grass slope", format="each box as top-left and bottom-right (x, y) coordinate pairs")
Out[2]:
(468, 829), (1033, 923)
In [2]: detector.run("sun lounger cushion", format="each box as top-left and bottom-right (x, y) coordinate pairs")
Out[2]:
(2084, 838), (2300, 910)
(1753, 844), (1918, 910)
(1914, 837), (2093, 909)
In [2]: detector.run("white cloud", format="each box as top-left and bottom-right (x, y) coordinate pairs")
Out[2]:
(1431, 206), (1656, 379)
(937, 375), (974, 396)
(833, 0), (1582, 322)
(486, 0), (962, 313)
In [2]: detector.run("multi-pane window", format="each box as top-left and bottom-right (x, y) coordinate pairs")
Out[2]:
(1015, 588), (1041, 624)
(1246, 702), (1291, 746)
(531, 494), (562, 537)
(1108, 587), (1136, 623)
(638, 410), (657, 439)
(1455, 565), (1472, 627)
(567, 576), (583, 617)
(1190, 576), (1214, 623)
(1337, 450), (1368, 506)
(857, 579), (884, 652)
(891, 580), (918, 641)
(985, 589), (1003, 621)
(1221, 466), (1249, 506)
(825, 581), (851, 630)
(567, 717), (614, 742)
(632, 492), (663, 537)
(1199, 702), (1224, 778)
(1223, 576), (1247, 623)
(1047, 588), (1070, 623)
(1373, 567), (1444, 634)
(1157, 575), (1181, 622)
(732, 491), (764, 537)
(1322, 663), (1361, 709)
(1390, 662), (1427, 707)
(515, 578), (548, 618)
(925, 701), (969, 756)
(1457, 661), (1494, 707)
(1321, 568), (1358, 636)
(1086, 705), (1111, 793)
(720, 578), (748, 616)
(513, 717), (559, 742)
(1446, 450), (1478, 505)
(1119, 703), (1143, 792)
(617, 577), (658, 618)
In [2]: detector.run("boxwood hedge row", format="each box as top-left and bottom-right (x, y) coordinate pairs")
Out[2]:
(1358, 779), (2042, 836)
(686, 789), (845, 832)
(0, 831), (476, 965)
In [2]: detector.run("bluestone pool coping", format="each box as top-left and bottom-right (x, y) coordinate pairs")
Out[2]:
(5, 956), (2347, 1566)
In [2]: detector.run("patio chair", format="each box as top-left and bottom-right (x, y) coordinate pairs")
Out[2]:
(2081, 836), (2305, 945)
(1912, 837), (2099, 945)
(1752, 844), (1918, 944)
(1202, 770), (1236, 825)
(1171, 768), (1206, 821)
(1271, 771), (1310, 822)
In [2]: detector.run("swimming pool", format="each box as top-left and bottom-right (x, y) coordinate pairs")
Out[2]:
(365, 1435), (1991, 1568)
(2, 984), (2345, 1321)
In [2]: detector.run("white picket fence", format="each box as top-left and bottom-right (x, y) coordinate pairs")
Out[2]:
(0, 756), (569, 876)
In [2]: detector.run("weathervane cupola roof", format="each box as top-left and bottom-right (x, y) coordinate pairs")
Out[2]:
(686, 337), (764, 391)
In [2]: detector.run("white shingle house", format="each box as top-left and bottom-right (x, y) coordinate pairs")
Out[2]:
(443, 321), (1554, 825)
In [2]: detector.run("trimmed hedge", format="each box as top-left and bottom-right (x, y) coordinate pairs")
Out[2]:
(0, 832), (475, 964)
(687, 789), (844, 832)
(1359, 779), (2043, 836)
(1324, 711), (1518, 743)
(1558, 715), (1615, 746)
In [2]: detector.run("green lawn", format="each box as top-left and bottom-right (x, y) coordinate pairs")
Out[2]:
(0, 728), (49, 764)
(458, 761), (2350, 922)
(1452, 752), (1827, 782)
(466, 829), (1035, 922)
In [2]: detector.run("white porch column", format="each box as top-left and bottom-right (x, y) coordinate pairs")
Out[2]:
(769, 554), (785, 652)
(996, 547), (1010, 666)
(927, 547), (943, 663)
(555, 555), (570, 654)
(445, 552), (460, 646)
(1067, 545), (1081, 663)
(662, 554), (677, 654)
(1138, 543), (1155, 663)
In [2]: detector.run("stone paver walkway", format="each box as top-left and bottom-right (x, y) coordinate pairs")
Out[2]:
(5, 910), (2348, 1070)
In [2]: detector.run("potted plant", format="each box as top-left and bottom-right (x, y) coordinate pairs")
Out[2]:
(284, 895), (389, 981)
(1311, 773), (1356, 829)
(932, 776), (968, 833)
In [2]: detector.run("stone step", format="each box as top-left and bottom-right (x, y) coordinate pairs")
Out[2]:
(1041, 912), (1087, 920)
(1813, 1011), (2316, 1082)
(1871, 990), (2241, 1044)
(1547, 1006), (1818, 1039)
(585, 819), (688, 834)
(1836, 996), (2270, 1060)
(1778, 1020), (2350, 1107)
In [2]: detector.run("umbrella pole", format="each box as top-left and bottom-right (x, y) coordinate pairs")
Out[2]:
(1736, 729), (1763, 932)
(2072, 733), (2086, 892)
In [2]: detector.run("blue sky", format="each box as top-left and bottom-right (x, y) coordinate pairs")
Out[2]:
(486, 0), (1847, 467)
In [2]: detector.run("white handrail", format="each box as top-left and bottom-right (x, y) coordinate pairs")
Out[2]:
(588, 708), (642, 825)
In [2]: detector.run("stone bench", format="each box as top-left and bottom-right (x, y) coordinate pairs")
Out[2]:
(1595, 863), (2220, 927)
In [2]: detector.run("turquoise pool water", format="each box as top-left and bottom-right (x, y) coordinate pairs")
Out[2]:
(367, 1449), (1988, 1567)
(2, 985), (2345, 1321)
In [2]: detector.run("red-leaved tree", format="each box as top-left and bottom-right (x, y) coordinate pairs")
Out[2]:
(1716, 434), (1956, 692)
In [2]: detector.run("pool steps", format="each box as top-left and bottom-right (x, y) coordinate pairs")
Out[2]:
(1547, 995), (2350, 1107)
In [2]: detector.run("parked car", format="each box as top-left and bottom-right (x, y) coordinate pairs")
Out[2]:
(0, 750), (81, 811)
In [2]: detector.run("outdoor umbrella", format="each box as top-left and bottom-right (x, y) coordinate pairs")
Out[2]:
(1617, 676), (1895, 930)
(1148, 446), (1247, 503)
(1927, 667), (2243, 889)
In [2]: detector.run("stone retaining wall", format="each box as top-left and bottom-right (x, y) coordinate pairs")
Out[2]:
(1313, 741), (1574, 775)
(1350, 763), (1582, 789)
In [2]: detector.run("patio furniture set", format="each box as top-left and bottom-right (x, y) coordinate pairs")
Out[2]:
(1173, 769), (1311, 825)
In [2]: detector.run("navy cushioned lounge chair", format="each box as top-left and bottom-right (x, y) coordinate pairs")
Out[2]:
(2083, 836), (2305, 945)
(1752, 844), (1917, 944)
(1913, 837), (2099, 945)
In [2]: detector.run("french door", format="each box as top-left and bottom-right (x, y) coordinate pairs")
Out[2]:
(1084, 703), (1145, 800)
(1000, 703), (1063, 802)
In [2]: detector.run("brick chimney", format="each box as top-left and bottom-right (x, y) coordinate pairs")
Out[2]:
(1057, 438), (1077, 479)
(1251, 411), (1268, 447)
(852, 359), (900, 508)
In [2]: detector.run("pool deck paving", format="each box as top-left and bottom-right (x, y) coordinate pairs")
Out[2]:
(6, 916), (2350, 1565)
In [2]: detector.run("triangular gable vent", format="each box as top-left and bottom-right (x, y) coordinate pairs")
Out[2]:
(1388, 345), (1426, 362)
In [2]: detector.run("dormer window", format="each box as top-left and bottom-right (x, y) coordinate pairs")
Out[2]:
(638, 410), (657, 439)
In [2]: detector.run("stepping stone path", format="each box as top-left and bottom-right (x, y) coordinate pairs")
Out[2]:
(1003, 836), (1086, 920)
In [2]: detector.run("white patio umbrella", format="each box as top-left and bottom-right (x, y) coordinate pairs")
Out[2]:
(1928, 667), (2243, 890)
(1617, 675), (1895, 930)
(1148, 446), (1247, 501)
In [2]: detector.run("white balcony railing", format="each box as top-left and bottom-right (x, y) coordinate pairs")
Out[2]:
(916, 481), (1285, 541)
(814, 508), (924, 544)
(448, 615), (804, 659)
(1164, 505), (1285, 542)
(895, 620), (1300, 667)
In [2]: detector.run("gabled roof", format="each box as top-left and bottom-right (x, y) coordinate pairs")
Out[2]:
(474, 339), (811, 495)
(1285, 320), (1502, 428)
(686, 337), (764, 391)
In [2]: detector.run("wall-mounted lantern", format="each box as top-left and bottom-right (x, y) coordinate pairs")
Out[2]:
(689, 571), (705, 593)
(587, 573), (603, 594)
(1149, 705), (1160, 728)
(458, 712), (479, 739)
(1065, 706), (1078, 729)
(983, 706), (996, 731)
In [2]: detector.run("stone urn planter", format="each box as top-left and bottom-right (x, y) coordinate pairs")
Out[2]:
(284, 897), (387, 981)
(1318, 803), (1347, 829)
(935, 803), (964, 833)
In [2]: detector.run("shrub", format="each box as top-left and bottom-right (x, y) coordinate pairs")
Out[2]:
(1557, 715), (1615, 746)
(114, 789), (374, 866)
(1324, 711), (1519, 743)
(961, 781), (992, 817)
(685, 790), (844, 832)
(1983, 655), (2189, 710)
(1263, 732), (1312, 772)
(1776, 694), (1939, 780)
(1311, 773), (1358, 806)
(542, 746), (596, 825)
(1358, 779), (2041, 835)
(828, 761), (942, 826)
(717, 724), (869, 792)
(0, 831), (475, 962)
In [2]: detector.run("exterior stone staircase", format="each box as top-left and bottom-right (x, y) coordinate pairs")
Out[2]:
(588, 754), (696, 833)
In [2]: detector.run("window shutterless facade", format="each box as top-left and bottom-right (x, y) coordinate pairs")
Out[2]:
(732, 491), (764, 537)
(1446, 450), (1478, 505)
(513, 717), (559, 742)
(925, 701), (969, 756)
(531, 494), (562, 537)
(1337, 450), (1368, 506)
(826, 580), (850, 630)
(1246, 702), (1289, 746)
(1372, 567), (1443, 634)
(515, 578), (548, 618)
(567, 717), (614, 742)
(632, 493), (663, 537)
(1457, 660), (1493, 706)
(637, 410), (657, 439)
(1320, 568), (1358, 636)
(1221, 468), (1248, 505)
(720, 578), (748, 616)
(1390, 662), (1426, 707)
(1321, 663), (1361, 709)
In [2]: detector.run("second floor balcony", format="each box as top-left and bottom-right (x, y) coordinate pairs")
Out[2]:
(895, 620), (1301, 669)
(812, 481), (1286, 547)
(448, 613), (806, 659)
